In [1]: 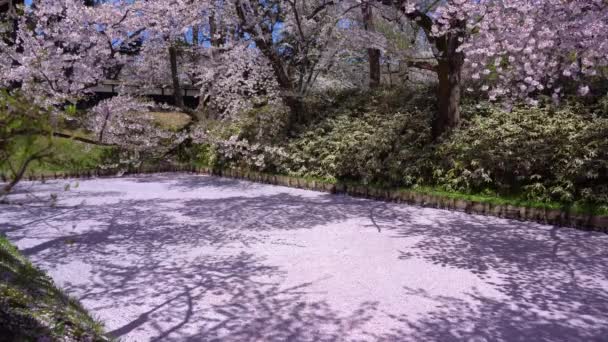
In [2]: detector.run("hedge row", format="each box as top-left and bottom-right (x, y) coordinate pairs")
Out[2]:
(3, 165), (607, 233)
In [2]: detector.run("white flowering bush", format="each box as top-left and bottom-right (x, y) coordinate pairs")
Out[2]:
(435, 105), (608, 204)
(207, 87), (436, 183)
(284, 109), (432, 185)
(187, 118), (288, 172)
(196, 87), (608, 207)
(237, 104), (291, 144)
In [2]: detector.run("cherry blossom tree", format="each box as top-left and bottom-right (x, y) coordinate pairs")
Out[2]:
(462, 0), (608, 104)
(0, 0), (134, 106)
(233, 0), (350, 126)
(2, 0), (607, 167)
(0, 0), (184, 162)
(195, 44), (280, 120)
(371, 0), (608, 138)
(1, 0), (284, 175)
(389, 0), (487, 138)
(123, 0), (212, 111)
(88, 95), (188, 158)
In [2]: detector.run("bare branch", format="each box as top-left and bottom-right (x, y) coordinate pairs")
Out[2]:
(406, 60), (437, 72)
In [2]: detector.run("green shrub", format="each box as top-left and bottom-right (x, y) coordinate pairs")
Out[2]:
(0, 92), (110, 181)
(188, 86), (608, 208)
(230, 86), (437, 182)
(284, 110), (432, 185)
(238, 104), (290, 145)
(0, 236), (107, 341)
(435, 105), (608, 205)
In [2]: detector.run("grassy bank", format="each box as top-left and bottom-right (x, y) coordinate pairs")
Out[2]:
(409, 186), (608, 217)
(0, 235), (108, 341)
(0, 110), (188, 178)
(213, 167), (608, 217)
(0, 135), (110, 176)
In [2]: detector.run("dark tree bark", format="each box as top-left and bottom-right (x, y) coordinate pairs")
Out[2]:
(1, 0), (23, 45)
(1, 146), (51, 195)
(234, 0), (339, 133)
(435, 57), (463, 138)
(431, 17), (465, 138)
(0, 0), (23, 40)
(234, 0), (301, 131)
(368, 49), (381, 89)
(399, 6), (466, 138)
(192, 25), (200, 46)
(209, 12), (227, 47)
(169, 45), (185, 110)
(1, 0), (24, 90)
(362, 3), (381, 88)
(209, 14), (218, 47)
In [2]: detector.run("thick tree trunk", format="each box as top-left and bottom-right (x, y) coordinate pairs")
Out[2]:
(283, 95), (304, 134)
(169, 45), (185, 110)
(431, 18), (465, 139)
(368, 49), (381, 88)
(209, 15), (216, 46)
(362, 4), (381, 88)
(234, 0), (312, 133)
(192, 25), (200, 46)
(399, 8), (466, 139)
(434, 57), (463, 138)
(209, 14), (219, 47)
(253, 38), (300, 131)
